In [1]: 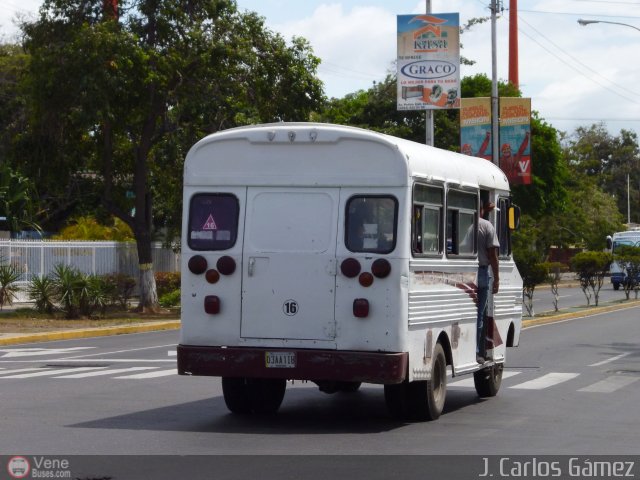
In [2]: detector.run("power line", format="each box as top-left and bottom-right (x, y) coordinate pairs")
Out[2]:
(518, 16), (640, 101)
(518, 9), (640, 20)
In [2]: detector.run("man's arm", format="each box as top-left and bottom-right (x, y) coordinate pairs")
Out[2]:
(488, 247), (499, 294)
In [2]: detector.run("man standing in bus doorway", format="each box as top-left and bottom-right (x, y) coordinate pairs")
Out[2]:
(476, 200), (500, 364)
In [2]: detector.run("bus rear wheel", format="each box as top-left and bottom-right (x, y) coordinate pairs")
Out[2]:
(474, 363), (503, 397)
(384, 343), (447, 421)
(222, 377), (286, 414)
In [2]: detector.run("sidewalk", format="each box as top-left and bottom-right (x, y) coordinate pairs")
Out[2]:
(1, 298), (639, 346)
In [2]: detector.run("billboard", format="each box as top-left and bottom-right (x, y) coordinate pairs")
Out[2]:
(499, 98), (531, 185)
(460, 97), (492, 161)
(397, 13), (460, 111)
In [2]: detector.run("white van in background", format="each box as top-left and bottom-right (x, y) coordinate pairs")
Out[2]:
(177, 123), (523, 421)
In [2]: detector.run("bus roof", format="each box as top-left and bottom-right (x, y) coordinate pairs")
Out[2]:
(184, 122), (510, 191)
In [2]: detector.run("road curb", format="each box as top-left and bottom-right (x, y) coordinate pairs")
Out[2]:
(522, 300), (640, 328)
(0, 320), (181, 346)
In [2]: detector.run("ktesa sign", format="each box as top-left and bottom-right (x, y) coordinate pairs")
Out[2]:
(397, 13), (460, 111)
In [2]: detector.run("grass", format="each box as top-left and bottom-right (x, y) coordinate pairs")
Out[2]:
(0, 307), (179, 334)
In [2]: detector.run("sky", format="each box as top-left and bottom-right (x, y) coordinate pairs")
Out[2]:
(2, 0), (640, 139)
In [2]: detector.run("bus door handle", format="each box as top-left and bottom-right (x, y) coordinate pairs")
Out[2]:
(248, 257), (256, 277)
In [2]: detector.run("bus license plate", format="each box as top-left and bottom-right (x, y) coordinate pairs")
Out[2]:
(265, 351), (296, 368)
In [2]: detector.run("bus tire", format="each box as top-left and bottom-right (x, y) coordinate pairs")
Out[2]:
(339, 381), (362, 393)
(384, 382), (409, 419)
(404, 343), (447, 421)
(474, 363), (503, 397)
(222, 377), (252, 414)
(247, 378), (287, 414)
(422, 342), (447, 420)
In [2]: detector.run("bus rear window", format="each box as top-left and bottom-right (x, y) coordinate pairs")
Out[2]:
(345, 196), (397, 254)
(188, 194), (239, 250)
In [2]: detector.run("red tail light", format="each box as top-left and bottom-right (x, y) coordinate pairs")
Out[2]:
(205, 269), (220, 284)
(341, 258), (361, 278)
(188, 255), (207, 275)
(204, 295), (221, 314)
(353, 298), (369, 318)
(358, 272), (374, 287)
(217, 256), (236, 275)
(371, 258), (391, 278)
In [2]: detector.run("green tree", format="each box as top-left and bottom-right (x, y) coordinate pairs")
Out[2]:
(20, 0), (324, 311)
(564, 123), (640, 224)
(0, 162), (40, 233)
(571, 251), (613, 307)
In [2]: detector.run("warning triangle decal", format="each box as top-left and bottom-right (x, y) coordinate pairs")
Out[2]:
(203, 214), (217, 230)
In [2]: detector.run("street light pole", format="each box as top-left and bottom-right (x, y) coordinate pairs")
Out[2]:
(578, 18), (639, 226)
(425, 0), (434, 146)
(577, 19), (640, 32)
(490, 0), (500, 167)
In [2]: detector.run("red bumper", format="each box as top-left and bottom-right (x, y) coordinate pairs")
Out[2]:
(177, 345), (408, 385)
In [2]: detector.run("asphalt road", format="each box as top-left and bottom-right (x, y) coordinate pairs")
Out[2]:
(1, 305), (639, 461)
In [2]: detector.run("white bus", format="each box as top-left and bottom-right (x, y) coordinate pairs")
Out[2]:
(177, 123), (523, 421)
(606, 228), (640, 290)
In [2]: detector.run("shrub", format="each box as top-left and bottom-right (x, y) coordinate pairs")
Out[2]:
(159, 289), (181, 308)
(27, 275), (56, 314)
(0, 265), (21, 310)
(155, 272), (180, 297)
(103, 273), (136, 308)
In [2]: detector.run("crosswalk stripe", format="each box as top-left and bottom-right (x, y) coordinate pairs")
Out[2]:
(0, 367), (46, 376)
(449, 370), (522, 388)
(589, 352), (631, 367)
(578, 375), (640, 393)
(509, 372), (579, 390)
(54, 367), (158, 379)
(114, 369), (176, 379)
(2, 367), (107, 379)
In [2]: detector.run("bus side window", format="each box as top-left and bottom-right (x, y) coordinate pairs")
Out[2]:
(446, 190), (477, 257)
(497, 197), (511, 257)
(412, 184), (443, 255)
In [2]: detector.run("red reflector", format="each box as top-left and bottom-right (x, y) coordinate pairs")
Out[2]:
(217, 256), (236, 276)
(353, 298), (369, 318)
(205, 269), (220, 284)
(188, 255), (207, 275)
(359, 272), (374, 287)
(371, 258), (391, 278)
(204, 295), (221, 314)
(340, 258), (361, 278)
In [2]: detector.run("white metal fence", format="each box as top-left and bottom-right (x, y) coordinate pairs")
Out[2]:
(0, 240), (180, 302)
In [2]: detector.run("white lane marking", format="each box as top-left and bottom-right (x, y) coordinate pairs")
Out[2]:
(0, 359), (175, 364)
(54, 367), (159, 378)
(168, 350), (176, 356)
(2, 367), (107, 379)
(0, 347), (94, 358)
(509, 372), (579, 390)
(449, 370), (522, 388)
(115, 369), (176, 379)
(57, 344), (177, 360)
(578, 376), (640, 393)
(589, 352), (631, 367)
(0, 367), (47, 376)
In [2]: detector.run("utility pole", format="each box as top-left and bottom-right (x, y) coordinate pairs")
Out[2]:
(508, 0), (519, 89)
(490, 0), (500, 167)
(425, 0), (434, 146)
